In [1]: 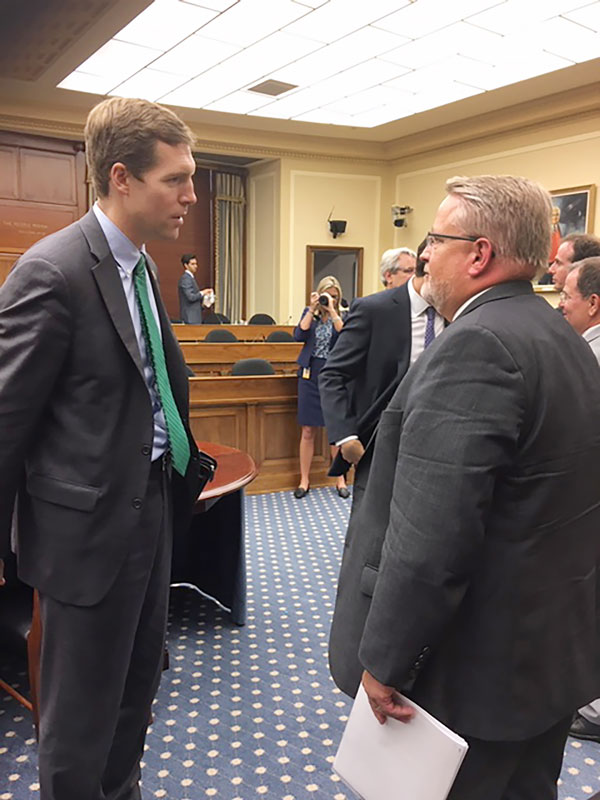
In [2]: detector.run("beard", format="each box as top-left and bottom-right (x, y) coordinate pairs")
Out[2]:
(421, 274), (450, 315)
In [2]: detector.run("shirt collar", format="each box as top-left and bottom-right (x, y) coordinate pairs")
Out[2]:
(582, 323), (600, 342)
(92, 202), (146, 276)
(407, 275), (429, 317)
(453, 287), (494, 321)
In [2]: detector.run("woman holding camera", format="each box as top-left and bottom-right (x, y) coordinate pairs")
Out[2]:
(293, 275), (349, 499)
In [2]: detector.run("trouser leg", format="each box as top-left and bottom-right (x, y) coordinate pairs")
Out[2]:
(447, 716), (571, 800)
(37, 467), (171, 800)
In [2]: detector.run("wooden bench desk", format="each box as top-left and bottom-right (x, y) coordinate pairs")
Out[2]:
(173, 323), (295, 342)
(181, 341), (301, 376)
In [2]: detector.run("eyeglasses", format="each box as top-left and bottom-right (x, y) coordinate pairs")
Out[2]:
(425, 232), (480, 248)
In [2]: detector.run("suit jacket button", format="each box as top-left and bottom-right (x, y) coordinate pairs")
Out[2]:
(141, 445), (151, 456)
(132, 497), (142, 509)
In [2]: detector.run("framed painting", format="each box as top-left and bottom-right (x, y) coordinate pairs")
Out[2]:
(550, 185), (596, 237)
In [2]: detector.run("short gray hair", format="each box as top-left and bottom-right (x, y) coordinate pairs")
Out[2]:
(379, 247), (416, 285)
(572, 257), (600, 298)
(445, 175), (552, 277)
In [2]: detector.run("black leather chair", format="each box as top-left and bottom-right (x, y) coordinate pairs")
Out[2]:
(204, 329), (238, 343)
(0, 553), (38, 723)
(203, 312), (222, 324)
(231, 358), (275, 376)
(265, 330), (295, 342)
(248, 313), (276, 325)
(216, 313), (230, 323)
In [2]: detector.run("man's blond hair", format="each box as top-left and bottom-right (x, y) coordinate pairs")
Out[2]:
(446, 175), (552, 278)
(84, 97), (195, 197)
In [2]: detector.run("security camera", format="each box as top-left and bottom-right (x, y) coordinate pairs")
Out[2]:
(391, 205), (413, 228)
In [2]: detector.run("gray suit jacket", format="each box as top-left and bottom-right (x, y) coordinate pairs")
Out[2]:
(0, 210), (201, 605)
(178, 270), (204, 323)
(329, 281), (600, 741)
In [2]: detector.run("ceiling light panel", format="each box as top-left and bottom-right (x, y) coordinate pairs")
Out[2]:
(160, 31), (317, 107)
(467, 0), (592, 35)
(291, 0), (330, 8)
(74, 40), (163, 83)
(271, 26), (409, 85)
(327, 84), (413, 114)
(196, 0), (310, 46)
(57, 71), (118, 95)
(284, 0), (412, 44)
(180, 0), (240, 10)
(564, 2), (600, 32)
(372, 0), (503, 39)
(204, 90), (275, 112)
(525, 16), (600, 62)
(114, 0), (218, 50)
(149, 35), (241, 77)
(292, 108), (358, 124)
(380, 21), (504, 70)
(109, 69), (186, 101)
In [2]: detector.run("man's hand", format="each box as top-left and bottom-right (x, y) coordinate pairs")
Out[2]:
(201, 287), (214, 295)
(362, 670), (415, 726)
(0, 558), (5, 587)
(341, 439), (365, 465)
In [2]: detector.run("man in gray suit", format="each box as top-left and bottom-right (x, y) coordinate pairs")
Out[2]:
(178, 252), (213, 323)
(560, 255), (600, 743)
(0, 97), (203, 800)
(329, 175), (600, 800)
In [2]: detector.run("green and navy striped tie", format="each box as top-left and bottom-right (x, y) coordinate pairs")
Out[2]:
(133, 255), (190, 476)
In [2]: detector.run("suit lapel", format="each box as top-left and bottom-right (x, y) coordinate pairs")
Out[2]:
(392, 284), (412, 379)
(79, 210), (146, 381)
(458, 280), (533, 318)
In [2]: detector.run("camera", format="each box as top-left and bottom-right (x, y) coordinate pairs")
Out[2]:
(391, 205), (413, 228)
(318, 294), (330, 306)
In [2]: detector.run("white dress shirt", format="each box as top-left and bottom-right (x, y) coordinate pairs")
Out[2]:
(93, 203), (168, 459)
(407, 276), (445, 363)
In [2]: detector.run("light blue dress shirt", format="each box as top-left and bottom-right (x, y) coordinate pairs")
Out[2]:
(92, 203), (168, 460)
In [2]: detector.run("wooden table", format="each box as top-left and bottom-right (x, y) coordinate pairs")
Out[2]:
(171, 442), (257, 625)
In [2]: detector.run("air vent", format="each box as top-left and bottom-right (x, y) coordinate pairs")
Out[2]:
(248, 79), (297, 97)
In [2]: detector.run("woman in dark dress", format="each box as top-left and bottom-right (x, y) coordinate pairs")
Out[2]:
(293, 275), (349, 499)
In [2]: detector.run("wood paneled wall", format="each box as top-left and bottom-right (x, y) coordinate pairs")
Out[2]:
(0, 132), (87, 285)
(189, 375), (342, 494)
(147, 167), (212, 321)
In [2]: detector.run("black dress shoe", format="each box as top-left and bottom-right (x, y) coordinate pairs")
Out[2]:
(294, 486), (309, 499)
(336, 486), (350, 499)
(569, 713), (600, 742)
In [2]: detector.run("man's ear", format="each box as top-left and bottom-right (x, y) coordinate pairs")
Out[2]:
(108, 161), (131, 197)
(588, 293), (600, 317)
(467, 238), (494, 277)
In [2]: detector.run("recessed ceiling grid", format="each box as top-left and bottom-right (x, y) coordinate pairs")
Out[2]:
(57, 0), (600, 128)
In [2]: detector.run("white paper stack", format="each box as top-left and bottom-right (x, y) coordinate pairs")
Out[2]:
(334, 684), (468, 800)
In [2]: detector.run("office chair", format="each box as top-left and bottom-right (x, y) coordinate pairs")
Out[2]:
(231, 358), (275, 376)
(265, 330), (295, 342)
(205, 329), (238, 343)
(248, 313), (276, 325)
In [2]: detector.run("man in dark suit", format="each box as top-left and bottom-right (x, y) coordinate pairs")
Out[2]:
(329, 175), (600, 800)
(319, 246), (443, 493)
(0, 97), (203, 800)
(178, 252), (213, 322)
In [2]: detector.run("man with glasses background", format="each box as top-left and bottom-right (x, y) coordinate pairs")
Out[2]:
(329, 174), (600, 800)
(379, 247), (417, 288)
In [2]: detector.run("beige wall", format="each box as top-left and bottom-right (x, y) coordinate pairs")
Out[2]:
(247, 156), (390, 323)
(247, 159), (280, 322)
(390, 113), (600, 252)
(246, 110), (600, 323)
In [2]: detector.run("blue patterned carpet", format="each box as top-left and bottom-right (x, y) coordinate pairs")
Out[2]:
(1, 487), (600, 799)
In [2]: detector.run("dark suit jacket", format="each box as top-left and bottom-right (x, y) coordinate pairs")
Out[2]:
(293, 307), (344, 368)
(319, 284), (411, 446)
(178, 270), (204, 323)
(329, 281), (600, 741)
(0, 210), (201, 606)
